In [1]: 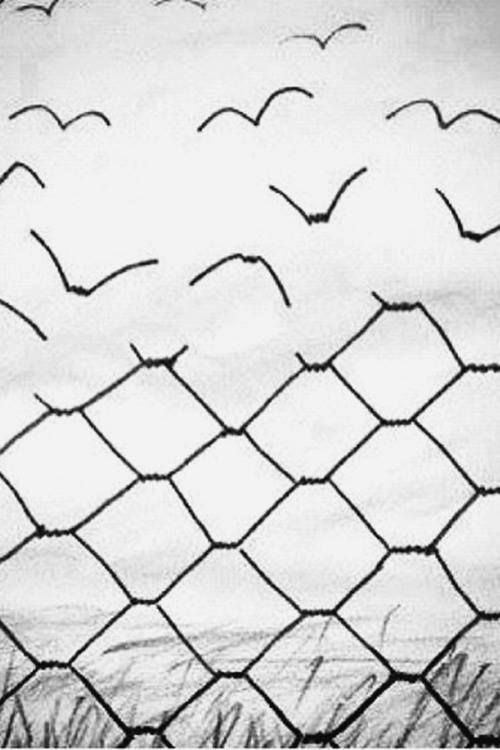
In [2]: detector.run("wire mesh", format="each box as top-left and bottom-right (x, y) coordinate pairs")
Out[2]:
(0, 294), (499, 747)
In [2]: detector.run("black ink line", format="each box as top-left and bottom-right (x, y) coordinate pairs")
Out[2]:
(9, 104), (111, 129)
(0, 297), (47, 341)
(0, 470), (40, 529)
(281, 22), (367, 50)
(129, 342), (189, 369)
(294, 351), (333, 372)
(35, 364), (142, 418)
(154, 0), (206, 9)
(240, 548), (302, 613)
(269, 166), (368, 225)
(197, 86), (314, 133)
(371, 290), (465, 369)
(435, 188), (500, 243)
(414, 420), (478, 489)
(242, 367), (303, 429)
(386, 98), (500, 129)
(30, 229), (159, 296)
(189, 253), (291, 307)
(0, 161), (45, 190)
(80, 411), (142, 477)
(15, 0), (61, 16)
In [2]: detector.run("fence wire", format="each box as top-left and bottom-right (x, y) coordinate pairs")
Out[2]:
(0, 295), (499, 747)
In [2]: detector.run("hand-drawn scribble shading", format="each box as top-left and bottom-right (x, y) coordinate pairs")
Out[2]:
(386, 99), (500, 130)
(15, 0), (62, 17)
(435, 188), (500, 243)
(269, 166), (368, 225)
(197, 87), (314, 133)
(280, 22), (367, 50)
(0, 162), (45, 190)
(9, 105), (111, 130)
(0, 298), (47, 341)
(30, 229), (160, 297)
(189, 254), (292, 307)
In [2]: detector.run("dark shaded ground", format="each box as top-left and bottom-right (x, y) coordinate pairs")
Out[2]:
(0, 615), (498, 747)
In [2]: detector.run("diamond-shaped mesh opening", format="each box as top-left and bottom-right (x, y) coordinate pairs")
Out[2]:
(85, 367), (222, 477)
(334, 308), (461, 421)
(159, 549), (298, 673)
(332, 424), (473, 548)
(79, 480), (210, 600)
(250, 615), (389, 735)
(244, 482), (385, 609)
(0, 414), (135, 530)
(74, 604), (212, 727)
(0, 536), (128, 662)
(338, 555), (475, 674)
(247, 369), (378, 479)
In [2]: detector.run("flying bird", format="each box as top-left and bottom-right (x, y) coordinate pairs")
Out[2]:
(15, 0), (62, 16)
(281, 22), (367, 50)
(435, 188), (500, 243)
(197, 86), (314, 133)
(30, 229), (160, 297)
(9, 104), (111, 130)
(0, 298), (47, 341)
(0, 161), (45, 190)
(269, 166), (368, 225)
(189, 253), (292, 307)
(154, 0), (206, 9)
(386, 99), (500, 130)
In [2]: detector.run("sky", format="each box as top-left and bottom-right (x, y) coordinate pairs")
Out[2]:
(0, 0), (499, 432)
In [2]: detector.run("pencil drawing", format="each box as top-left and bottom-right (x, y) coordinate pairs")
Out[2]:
(9, 105), (111, 130)
(280, 22), (367, 50)
(15, 0), (62, 17)
(29, 229), (159, 297)
(189, 254), (292, 308)
(269, 166), (368, 225)
(435, 188), (500, 243)
(386, 98), (500, 130)
(0, 0), (499, 746)
(0, 298), (47, 341)
(197, 87), (314, 133)
(154, 0), (207, 9)
(0, 162), (45, 190)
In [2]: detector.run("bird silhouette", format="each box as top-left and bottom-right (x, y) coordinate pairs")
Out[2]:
(386, 99), (500, 130)
(9, 104), (111, 130)
(435, 188), (500, 243)
(189, 253), (292, 307)
(197, 86), (314, 133)
(0, 298), (47, 341)
(154, 0), (206, 9)
(269, 166), (368, 225)
(30, 229), (160, 297)
(15, 0), (62, 16)
(0, 161), (45, 190)
(281, 22), (367, 50)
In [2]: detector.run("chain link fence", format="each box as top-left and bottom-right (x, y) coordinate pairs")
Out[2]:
(0, 294), (499, 747)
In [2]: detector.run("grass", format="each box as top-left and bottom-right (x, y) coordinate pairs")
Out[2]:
(0, 623), (499, 747)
